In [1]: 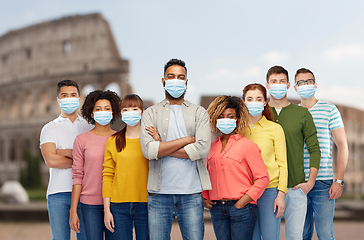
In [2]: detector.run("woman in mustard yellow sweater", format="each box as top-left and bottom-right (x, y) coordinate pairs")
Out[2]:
(103, 94), (150, 240)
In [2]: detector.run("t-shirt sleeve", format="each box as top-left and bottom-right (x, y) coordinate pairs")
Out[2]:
(40, 122), (55, 146)
(329, 105), (344, 131)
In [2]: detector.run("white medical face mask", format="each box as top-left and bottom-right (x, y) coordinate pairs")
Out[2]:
(164, 79), (187, 98)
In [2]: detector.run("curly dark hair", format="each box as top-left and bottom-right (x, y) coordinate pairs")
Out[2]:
(81, 90), (121, 125)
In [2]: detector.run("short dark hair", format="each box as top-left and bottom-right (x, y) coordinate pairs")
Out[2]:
(164, 58), (187, 75)
(81, 90), (121, 125)
(295, 68), (315, 80)
(57, 80), (80, 96)
(266, 66), (289, 82)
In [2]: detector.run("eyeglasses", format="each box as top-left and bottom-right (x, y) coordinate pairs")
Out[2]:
(295, 79), (315, 86)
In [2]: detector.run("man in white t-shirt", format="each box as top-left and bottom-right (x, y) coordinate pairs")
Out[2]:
(40, 80), (92, 240)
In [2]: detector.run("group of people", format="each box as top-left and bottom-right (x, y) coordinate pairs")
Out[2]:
(40, 58), (348, 240)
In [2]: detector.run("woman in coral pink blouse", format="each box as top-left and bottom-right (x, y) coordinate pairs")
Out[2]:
(203, 95), (269, 240)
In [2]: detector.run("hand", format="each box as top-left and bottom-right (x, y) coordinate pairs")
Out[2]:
(203, 199), (216, 209)
(69, 211), (80, 233)
(292, 181), (314, 195)
(56, 149), (73, 159)
(186, 137), (196, 144)
(329, 182), (343, 199)
(104, 210), (115, 233)
(273, 192), (285, 218)
(234, 202), (246, 209)
(146, 126), (161, 141)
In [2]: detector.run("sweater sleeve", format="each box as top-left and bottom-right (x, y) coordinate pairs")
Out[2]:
(245, 143), (270, 201)
(303, 109), (321, 169)
(103, 137), (116, 198)
(72, 135), (85, 185)
(274, 125), (288, 193)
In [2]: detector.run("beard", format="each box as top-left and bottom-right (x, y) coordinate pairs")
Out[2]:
(165, 90), (186, 101)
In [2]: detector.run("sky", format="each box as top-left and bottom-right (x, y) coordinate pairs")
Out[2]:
(1, 0), (364, 110)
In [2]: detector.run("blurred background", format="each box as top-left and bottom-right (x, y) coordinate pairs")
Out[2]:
(0, 1), (364, 239)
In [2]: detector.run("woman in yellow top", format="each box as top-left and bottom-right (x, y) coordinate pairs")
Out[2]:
(242, 83), (288, 240)
(103, 94), (150, 240)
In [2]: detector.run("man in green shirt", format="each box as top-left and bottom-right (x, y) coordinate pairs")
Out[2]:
(265, 65), (321, 240)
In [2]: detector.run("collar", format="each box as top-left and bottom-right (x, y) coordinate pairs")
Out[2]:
(217, 133), (243, 142)
(161, 99), (191, 107)
(55, 115), (84, 123)
(256, 115), (268, 128)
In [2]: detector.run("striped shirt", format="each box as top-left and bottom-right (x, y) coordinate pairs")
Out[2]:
(303, 100), (344, 180)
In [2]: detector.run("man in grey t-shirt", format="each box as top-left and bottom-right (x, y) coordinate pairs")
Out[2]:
(140, 59), (211, 240)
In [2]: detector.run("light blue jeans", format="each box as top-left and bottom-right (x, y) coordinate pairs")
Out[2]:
(284, 187), (307, 240)
(148, 193), (204, 240)
(47, 192), (86, 240)
(252, 188), (281, 240)
(303, 179), (335, 240)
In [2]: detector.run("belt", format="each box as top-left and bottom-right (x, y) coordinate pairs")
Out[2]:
(214, 199), (238, 204)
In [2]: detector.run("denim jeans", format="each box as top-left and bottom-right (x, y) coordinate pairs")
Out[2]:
(284, 187), (307, 240)
(209, 200), (257, 240)
(80, 203), (113, 240)
(110, 202), (149, 240)
(252, 188), (281, 240)
(303, 180), (335, 240)
(47, 192), (86, 240)
(148, 193), (204, 240)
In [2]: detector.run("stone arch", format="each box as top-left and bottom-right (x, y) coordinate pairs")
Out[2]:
(104, 82), (121, 96)
(10, 94), (19, 119)
(22, 91), (34, 118)
(81, 84), (95, 98)
(38, 89), (51, 116)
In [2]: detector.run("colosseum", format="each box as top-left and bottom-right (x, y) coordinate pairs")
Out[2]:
(201, 96), (364, 195)
(0, 13), (132, 184)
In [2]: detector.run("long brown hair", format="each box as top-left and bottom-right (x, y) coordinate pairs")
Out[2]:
(242, 83), (275, 122)
(113, 94), (143, 152)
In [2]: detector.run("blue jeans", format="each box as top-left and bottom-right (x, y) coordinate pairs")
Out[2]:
(303, 180), (335, 240)
(252, 188), (281, 240)
(110, 202), (149, 240)
(284, 188), (307, 240)
(148, 193), (204, 240)
(47, 192), (86, 240)
(80, 203), (113, 240)
(209, 200), (257, 240)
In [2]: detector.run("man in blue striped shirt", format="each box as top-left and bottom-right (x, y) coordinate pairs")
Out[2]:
(294, 68), (349, 240)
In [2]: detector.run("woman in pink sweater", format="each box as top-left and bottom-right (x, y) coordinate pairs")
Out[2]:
(69, 90), (121, 240)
